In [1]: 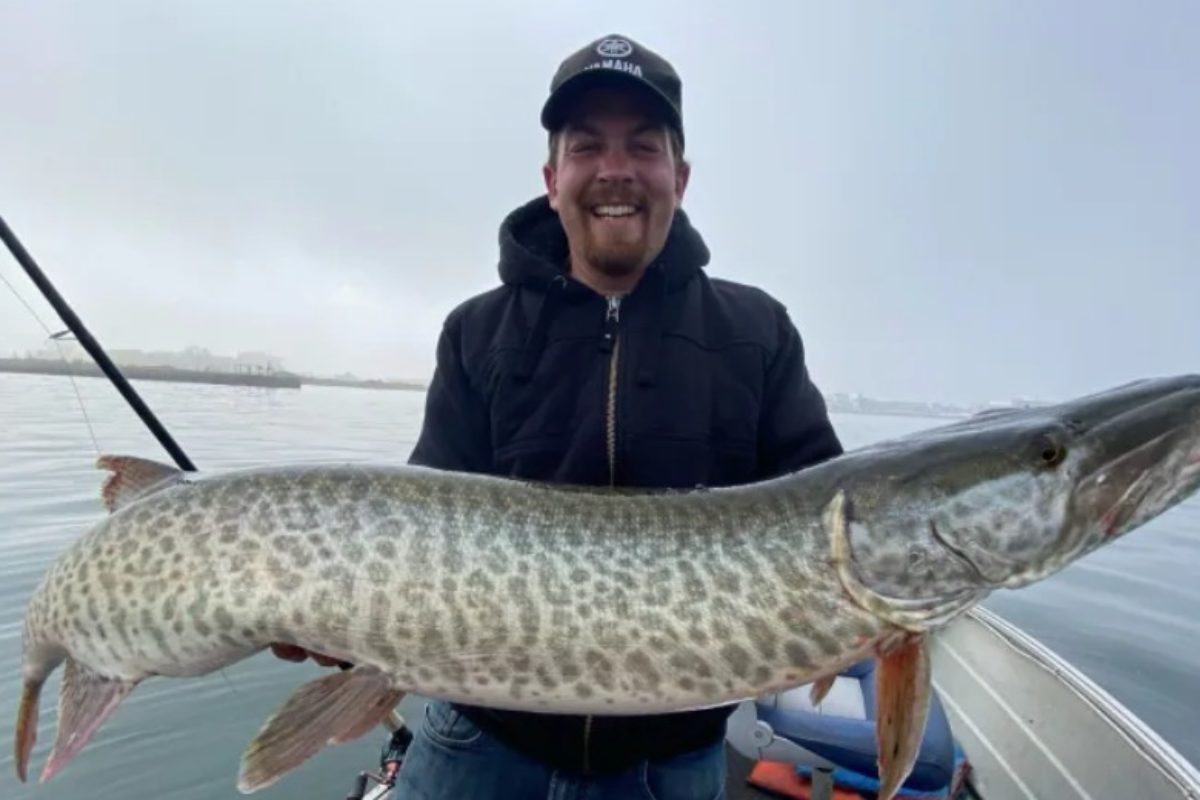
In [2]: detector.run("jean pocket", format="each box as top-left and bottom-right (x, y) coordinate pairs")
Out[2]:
(640, 740), (727, 800)
(421, 700), (485, 750)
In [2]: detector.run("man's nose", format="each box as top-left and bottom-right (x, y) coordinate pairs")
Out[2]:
(596, 145), (635, 182)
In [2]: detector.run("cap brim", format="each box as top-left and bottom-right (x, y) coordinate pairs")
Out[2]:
(540, 70), (682, 135)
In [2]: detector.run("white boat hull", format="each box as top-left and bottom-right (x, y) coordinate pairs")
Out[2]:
(931, 607), (1200, 799)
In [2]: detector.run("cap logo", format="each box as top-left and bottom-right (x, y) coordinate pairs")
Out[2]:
(596, 38), (633, 58)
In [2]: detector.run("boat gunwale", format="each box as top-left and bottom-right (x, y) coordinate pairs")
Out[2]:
(955, 606), (1200, 796)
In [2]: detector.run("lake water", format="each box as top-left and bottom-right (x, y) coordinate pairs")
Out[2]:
(1, 373), (1197, 799)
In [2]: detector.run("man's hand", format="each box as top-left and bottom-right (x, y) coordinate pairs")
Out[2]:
(269, 643), (354, 669)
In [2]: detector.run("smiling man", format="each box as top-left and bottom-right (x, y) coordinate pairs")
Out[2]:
(396, 33), (844, 798)
(543, 86), (687, 296)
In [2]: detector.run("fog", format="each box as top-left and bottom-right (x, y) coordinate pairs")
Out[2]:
(2, 0), (1196, 405)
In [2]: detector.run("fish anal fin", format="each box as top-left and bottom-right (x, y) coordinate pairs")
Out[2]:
(14, 678), (44, 782)
(875, 635), (931, 800)
(41, 658), (138, 783)
(809, 674), (836, 706)
(237, 667), (404, 794)
(97, 455), (185, 513)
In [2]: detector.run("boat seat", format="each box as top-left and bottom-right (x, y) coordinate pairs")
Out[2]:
(727, 659), (957, 794)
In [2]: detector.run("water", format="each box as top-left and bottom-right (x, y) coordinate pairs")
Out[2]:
(0, 373), (1197, 799)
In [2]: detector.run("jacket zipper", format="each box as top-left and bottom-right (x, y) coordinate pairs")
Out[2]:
(603, 295), (622, 488)
(584, 294), (622, 773)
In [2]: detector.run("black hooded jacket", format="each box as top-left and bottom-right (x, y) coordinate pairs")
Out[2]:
(408, 195), (843, 774)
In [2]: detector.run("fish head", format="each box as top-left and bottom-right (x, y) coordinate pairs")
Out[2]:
(1037, 373), (1200, 580)
(831, 374), (1200, 622)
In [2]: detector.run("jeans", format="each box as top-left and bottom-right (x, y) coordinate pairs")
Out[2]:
(392, 700), (728, 800)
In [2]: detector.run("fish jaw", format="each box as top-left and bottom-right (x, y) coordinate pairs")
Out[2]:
(1017, 376), (1200, 585)
(827, 374), (1200, 607)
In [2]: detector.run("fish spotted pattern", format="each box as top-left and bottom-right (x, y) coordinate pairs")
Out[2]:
(15, 375), (1200, 799)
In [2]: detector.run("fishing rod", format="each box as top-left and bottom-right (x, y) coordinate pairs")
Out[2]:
(2, 211), (410, 755)
(0, 213), (196, 472)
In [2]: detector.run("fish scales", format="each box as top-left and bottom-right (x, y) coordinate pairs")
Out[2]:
(16, 374), (1200, 797)
(25, 465), (879, 715)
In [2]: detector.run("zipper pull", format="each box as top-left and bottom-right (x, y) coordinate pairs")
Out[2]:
(606, 295), (621, 322)
(600, 296), (621, 353)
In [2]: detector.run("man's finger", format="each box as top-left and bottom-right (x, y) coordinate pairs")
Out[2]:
(270, 643), (309, 662)
(312, 652), (354, 669)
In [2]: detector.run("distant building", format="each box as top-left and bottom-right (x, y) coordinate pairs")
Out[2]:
(28, 344), (287, 374)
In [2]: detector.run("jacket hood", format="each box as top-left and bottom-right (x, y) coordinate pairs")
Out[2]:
(497, 195), (710, 293)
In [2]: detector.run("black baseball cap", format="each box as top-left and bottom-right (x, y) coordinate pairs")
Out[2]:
(540, 34), (684, 146)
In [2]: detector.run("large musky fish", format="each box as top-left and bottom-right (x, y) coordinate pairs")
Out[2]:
(14, 375), (1200, 799)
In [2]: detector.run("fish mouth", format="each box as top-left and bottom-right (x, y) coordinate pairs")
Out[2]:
(1070, 375), (1200, 544)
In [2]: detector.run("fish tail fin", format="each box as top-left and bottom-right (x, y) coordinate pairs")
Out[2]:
(15, 641), (66, 783)
(237, 667), (404, 794)
(40, 657), (139, 783)
(14, 678), (44, 782)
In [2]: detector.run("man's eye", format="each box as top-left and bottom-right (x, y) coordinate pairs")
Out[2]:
(570, 142), (599, 154)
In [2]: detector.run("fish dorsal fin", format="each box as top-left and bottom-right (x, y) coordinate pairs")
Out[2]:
(97, 455), (185, 513)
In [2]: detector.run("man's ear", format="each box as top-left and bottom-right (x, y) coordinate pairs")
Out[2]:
(543, 162), (559, 210)
(675, 160), (691, 202)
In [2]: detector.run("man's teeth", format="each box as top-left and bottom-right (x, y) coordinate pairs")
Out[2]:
(593, 205), (637, 217)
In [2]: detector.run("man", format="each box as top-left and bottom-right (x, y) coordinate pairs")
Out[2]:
(396, 33), (842, 799)
(278, 32), (843, 799)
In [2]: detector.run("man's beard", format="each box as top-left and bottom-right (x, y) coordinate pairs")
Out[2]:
(586, 238), (646, 277)
(578, 192), (649, 276)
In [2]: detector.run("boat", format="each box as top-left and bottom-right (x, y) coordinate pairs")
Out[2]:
(6, 218), (1194, 800)
(346, 607), (1200, 800)
(724, 606), (1200, 799)
(926, 607), (1200, 800)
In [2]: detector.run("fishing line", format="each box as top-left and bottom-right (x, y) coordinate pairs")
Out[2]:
(3, 216), (402, 748)
(0, 266), (102, 457)
(4, 247), (247, 704)
(0, 214), (195, 471)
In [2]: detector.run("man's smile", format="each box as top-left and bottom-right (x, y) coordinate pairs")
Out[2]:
(592, 204), (640, 218)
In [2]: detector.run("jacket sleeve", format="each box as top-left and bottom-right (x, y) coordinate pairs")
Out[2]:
(756, 308), (844, 479)
(407, 313), (494, 474)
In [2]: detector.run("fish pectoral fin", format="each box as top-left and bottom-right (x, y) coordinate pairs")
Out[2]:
(808, 674), (837, 707)
(97, 454), (186, 513)
(42, 658), (139, 783)
(874, 635), (932, 800)
(237, 667), (404, 794)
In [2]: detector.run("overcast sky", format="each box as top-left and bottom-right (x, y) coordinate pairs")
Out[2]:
(1, 0), (1196, 405)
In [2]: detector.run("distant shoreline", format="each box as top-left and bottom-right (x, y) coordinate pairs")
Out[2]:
(0, 359), (984, 418)
(0, 358), (432, 393)
(827, 406), (968, 420)
(300, 375), (427, 392)
(0, 357), (302, 389)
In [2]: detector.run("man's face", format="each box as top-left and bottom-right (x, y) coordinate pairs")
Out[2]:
(543, 87), (690, 281)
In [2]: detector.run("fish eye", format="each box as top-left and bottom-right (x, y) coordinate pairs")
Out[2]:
(1034, 434), (1067, 467)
